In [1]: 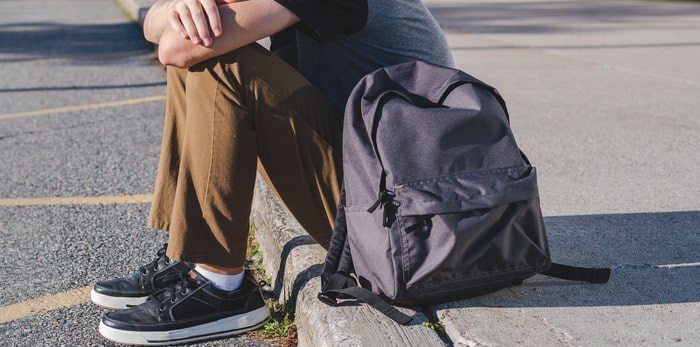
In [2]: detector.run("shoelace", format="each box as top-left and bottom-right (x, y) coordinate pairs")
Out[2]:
(149, 270), (197, 312)
(123, 244), (178, 308)
(137, 243), (171, 276)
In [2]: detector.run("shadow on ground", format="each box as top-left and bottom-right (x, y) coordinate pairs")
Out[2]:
(0, 21), (151, 63)
(440, 210), (700, 309)
(274, 211), (700, 310)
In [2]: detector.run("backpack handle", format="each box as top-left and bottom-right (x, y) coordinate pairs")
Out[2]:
(437, 79), (511, 122)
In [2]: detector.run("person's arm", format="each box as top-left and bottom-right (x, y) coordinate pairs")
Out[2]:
(145, 0), (300, 68)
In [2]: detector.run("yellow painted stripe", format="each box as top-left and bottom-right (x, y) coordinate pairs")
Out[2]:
(0, 194), (152, 207)
(0, 95), (166, 121)
(0, 286), (92, 324)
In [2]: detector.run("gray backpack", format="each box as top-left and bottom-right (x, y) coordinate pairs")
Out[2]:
(319, 61), (609, 324)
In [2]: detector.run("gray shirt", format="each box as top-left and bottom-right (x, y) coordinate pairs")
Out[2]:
(274, 0), (454, 110)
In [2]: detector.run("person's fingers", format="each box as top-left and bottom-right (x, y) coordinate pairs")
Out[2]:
(183, 0), (211, 45)
(201, 0), (222, 38)
(173, 1), (200, 44)
(184, 0), (212, 46)
(167, 0), (222, 46)
(168, 9), (188, 39)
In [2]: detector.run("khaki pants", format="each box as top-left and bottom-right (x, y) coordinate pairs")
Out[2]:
(147, 44), (343, 267)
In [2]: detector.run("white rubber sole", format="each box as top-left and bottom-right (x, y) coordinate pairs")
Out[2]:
(99, 305), (271, 346)
(91, 289), (148, 310)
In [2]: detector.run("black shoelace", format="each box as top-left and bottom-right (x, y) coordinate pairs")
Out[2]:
(137, 244), (171, 276)
(149, 270), (197, 312)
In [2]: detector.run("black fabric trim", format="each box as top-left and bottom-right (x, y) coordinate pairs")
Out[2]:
(542, 263), (611, 284)
(273, 0), (368, 41)
(325, 287), (414, 325)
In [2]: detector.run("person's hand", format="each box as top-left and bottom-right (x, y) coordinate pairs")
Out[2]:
(167, 0), (224, 46)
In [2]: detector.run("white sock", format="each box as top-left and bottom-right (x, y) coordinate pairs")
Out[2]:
(195, 266), (245, 292)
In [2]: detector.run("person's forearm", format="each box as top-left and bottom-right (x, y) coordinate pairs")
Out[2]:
(143, 0), (172, 44)
(156, 0), (299, 68)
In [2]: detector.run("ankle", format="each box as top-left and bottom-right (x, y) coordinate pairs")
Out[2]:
(195, 263), (243, 275)
(195, 264), (245, 292)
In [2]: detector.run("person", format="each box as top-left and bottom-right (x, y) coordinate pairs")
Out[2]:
(92, 0), (454, 344)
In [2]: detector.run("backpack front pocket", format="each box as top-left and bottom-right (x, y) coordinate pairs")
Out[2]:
(393, 166), (550, 295)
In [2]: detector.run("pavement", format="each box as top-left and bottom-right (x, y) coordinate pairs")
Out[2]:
(0, 1), (267, 346)
(1, 0), (698, 346)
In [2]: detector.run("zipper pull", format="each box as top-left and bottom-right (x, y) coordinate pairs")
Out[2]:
(367, 190), (398, 227)
(382, 202), (396, 228)
(367, 195), (383, 213)
(367, 190), (395, 213)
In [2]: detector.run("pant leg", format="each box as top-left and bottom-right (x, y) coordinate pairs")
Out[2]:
(148, 43), (343, 267)
(148, 67), (187, 230)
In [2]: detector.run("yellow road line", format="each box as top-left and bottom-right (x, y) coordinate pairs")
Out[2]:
(0, 95), (166, 121)
(0, 194), (152, 207)
(0, 286), (92, 324)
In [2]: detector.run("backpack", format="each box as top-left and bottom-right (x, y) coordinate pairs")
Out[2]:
(318, 61), (610, 324)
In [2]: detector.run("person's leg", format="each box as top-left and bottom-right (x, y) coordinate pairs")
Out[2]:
(91, 67), (193, 310)
(148, 66), (188, 228)
(98, 44), (343, 345)
(156, 43), (343, 270)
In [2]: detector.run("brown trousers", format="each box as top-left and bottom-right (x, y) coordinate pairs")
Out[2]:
(147, 44), (343, 267)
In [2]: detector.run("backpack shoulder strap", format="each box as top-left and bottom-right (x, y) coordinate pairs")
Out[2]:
(542, 263), (611, 284)
(321, 186), (353, 286)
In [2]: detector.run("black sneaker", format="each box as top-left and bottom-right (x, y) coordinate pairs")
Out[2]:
(91, 244), (192, 309)
(98, 270), (270, 346)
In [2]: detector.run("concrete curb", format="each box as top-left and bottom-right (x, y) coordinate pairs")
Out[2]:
(250, 177), (445, 346)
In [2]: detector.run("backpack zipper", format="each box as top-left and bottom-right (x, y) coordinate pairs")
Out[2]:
(365, 91), (409, 228)
(366, 189), (397, 228)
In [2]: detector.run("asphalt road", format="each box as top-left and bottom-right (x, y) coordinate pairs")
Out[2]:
(0, 1), (271, 346)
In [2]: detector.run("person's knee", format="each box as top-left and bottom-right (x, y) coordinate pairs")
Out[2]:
(218, 43), (272, 66)
(186, 43), (269, 72)
(183, 43), (273, 89)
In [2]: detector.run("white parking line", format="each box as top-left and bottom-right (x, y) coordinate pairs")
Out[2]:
(657, 262), (700, 269)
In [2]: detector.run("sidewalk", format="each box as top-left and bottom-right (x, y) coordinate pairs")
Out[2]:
(117, 0), (700, 345)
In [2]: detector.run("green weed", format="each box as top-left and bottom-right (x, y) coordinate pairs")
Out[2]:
(247, 224), (298, 346)
(422, 321), (447, 338)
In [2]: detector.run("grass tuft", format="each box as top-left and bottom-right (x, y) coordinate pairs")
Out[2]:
(422, 321), (447, 339)
(247, 224), (298, 346)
